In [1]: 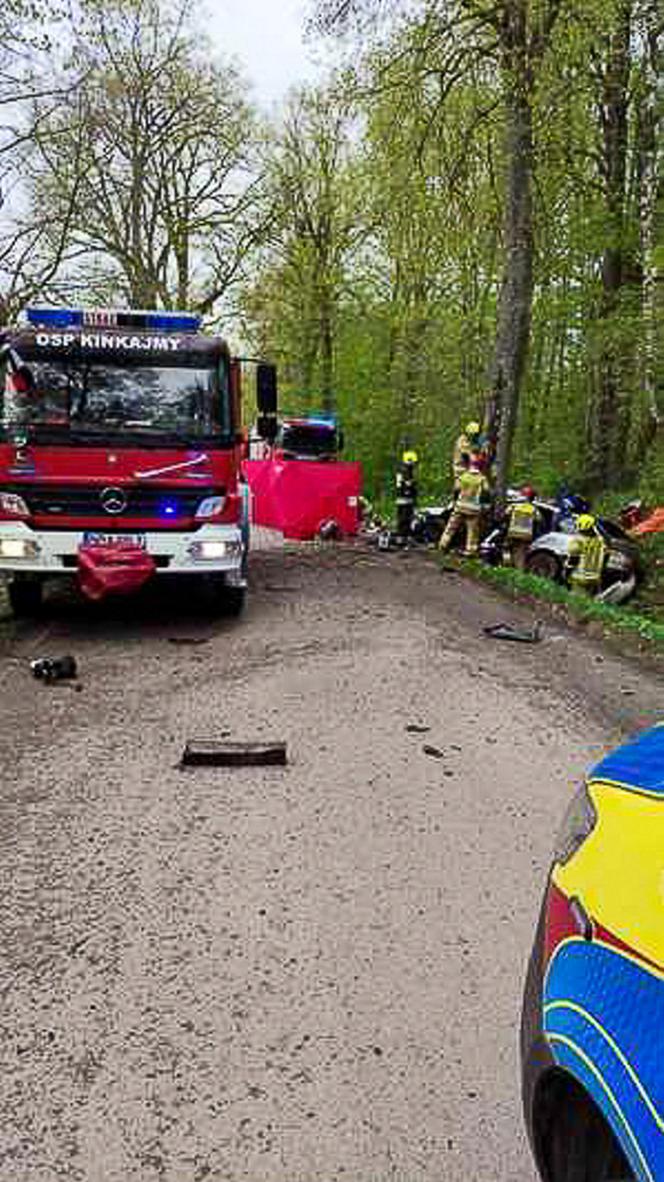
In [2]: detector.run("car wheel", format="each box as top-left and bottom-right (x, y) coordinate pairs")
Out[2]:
(526, 550), (562, 582)
(535, 1071), (634, 1182)
(8, 576), (44, 617)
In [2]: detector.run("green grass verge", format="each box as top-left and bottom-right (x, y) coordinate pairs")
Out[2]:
(442, 558), (664, 652)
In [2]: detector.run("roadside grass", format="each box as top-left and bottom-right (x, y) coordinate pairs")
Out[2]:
(442, 557), (664, 653)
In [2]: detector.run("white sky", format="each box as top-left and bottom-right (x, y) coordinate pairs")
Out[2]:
(206, 0), (325, 107)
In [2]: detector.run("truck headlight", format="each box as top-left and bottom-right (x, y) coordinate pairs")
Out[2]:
(189, 539), (242, 561)
(0, 538), (40, 558)
(553, 783), (598, 866)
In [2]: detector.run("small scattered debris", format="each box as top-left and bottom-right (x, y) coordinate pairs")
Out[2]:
(406, 723), (431, 734)
(423, 744), (445, 760)
(483, 622), (543, 643)
(181, 740), (288, 768)
(168, 637), (210, 647)
(30, 655), (77, 684)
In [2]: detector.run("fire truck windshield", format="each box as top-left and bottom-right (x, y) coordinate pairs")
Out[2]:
(0, 354), (231, 445)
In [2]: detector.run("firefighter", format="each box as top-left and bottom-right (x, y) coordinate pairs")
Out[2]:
(568, 513), (606, 595)
(503, 485), (541, 570)
(439, 455), (489, 556)
(395, 450), (419, 541)
(452, 421), (482, 489)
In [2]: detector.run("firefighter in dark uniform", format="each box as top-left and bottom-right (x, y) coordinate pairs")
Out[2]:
(395, 450), (418, 542)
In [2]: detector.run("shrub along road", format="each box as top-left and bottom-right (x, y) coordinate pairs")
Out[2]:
(0, 546), (660, 1182)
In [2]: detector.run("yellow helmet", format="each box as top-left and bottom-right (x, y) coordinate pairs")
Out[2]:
(465, 421), (481, 438)
(402, 450), (418, 464)
(576, 513), (596, 532)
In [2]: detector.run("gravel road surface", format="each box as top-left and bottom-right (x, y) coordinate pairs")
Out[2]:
(0, 546), (660, 1182)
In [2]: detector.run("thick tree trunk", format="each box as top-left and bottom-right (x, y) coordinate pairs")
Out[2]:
(588, 1), (632, 488)
(638, 8), (663, 436)
(491, 70), (535, 500)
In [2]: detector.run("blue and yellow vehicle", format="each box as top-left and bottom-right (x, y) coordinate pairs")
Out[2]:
(521, 723), (664, 1181)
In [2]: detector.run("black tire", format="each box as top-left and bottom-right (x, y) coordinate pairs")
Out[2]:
(222, 585), (246, 617)
(526, 550), (562, 583)
(8, 577), (44, 617)
(199, 575), (246, 617)
(536, 1072), (634, 1182)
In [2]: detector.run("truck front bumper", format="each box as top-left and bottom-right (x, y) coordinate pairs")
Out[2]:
(0, 523), (246, 585)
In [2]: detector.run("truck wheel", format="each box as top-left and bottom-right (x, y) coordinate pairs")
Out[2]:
(8, 577), (44, 617)
(222, 585), (246, 617)
(199, 575), (246, 617)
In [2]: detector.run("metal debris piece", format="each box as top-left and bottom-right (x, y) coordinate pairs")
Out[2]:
(483, 622), (543, 643)
(30, 655), (77, 683)
(181, 741), (288, 768)
(406, 723), (431, 734)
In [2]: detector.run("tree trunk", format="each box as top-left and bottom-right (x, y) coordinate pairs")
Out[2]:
(588, 0), (632, 488)
(638, 5), (662, 437)
(491, 66), (535, 500)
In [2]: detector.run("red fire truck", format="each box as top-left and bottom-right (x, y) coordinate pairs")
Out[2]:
(0, 307), (277, 616)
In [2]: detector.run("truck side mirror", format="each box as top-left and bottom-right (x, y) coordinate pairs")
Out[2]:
(256, 362), (278, 442)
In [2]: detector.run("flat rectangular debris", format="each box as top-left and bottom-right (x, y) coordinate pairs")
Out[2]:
(181, 741), (288, 768)
(483, 623), (542, 643)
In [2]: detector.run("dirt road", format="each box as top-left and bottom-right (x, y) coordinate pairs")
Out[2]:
(0, 547), (660, 1182)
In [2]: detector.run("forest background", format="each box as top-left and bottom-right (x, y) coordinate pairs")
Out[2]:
(0, 0), (661, 513)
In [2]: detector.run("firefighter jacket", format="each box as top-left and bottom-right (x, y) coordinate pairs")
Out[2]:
(507, 501), (539, 542)
(457, 469), (489, 515)
(453, 434), (473, 481)
(569, 532), (607, 584)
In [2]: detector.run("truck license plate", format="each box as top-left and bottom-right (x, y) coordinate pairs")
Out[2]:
(83, 531), (147, 549)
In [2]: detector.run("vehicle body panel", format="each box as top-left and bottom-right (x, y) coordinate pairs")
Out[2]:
(522, 725), (664, 1181)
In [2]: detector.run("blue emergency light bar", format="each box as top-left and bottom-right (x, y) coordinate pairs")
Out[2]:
(25, 307), (201, 333)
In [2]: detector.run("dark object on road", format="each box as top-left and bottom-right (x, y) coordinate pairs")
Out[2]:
(406, 723), (431, 734)
(521, 725), (664, 1182)
(423, 744), (445, 759)
(181, 740), (288, 768)
(168, 637), (211, 647)
(30, 655), (78, 683)
(483, 622), (542, 643)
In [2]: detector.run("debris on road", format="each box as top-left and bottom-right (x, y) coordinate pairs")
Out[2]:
(423, 744), (445, 759)
(30, 655), (78, 684)
(168, 637), (211, 647)
(406, 723), (431, 734)
(483, 622), (543, 644)
(180, 740), (288, 768)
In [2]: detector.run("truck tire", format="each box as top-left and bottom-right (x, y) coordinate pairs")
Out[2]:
(222, 585), (246, 617)
(8, 576), (44, 617)
(200, 575), (246, 617)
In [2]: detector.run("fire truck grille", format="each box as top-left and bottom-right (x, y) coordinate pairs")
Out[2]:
(5, 484), (222, 521)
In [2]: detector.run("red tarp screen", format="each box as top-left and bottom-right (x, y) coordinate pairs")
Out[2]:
(244, 459), (362, 540)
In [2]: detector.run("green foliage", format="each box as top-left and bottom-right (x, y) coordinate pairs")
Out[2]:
(243, 1), (662, 509)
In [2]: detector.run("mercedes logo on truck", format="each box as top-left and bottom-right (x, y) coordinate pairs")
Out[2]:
(100, 487), (128, 515)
